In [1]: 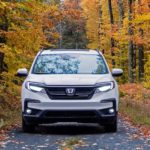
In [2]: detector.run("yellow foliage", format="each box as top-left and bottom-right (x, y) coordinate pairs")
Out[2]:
(0, 0), (61, 120)
(82, 0), (150, 83)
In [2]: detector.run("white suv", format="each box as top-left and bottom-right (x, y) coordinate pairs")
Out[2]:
(17, 49), (123, 133)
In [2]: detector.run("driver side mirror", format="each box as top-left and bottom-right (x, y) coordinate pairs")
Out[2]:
(16, 68), (28, 77)
(112, 68), (123, 77)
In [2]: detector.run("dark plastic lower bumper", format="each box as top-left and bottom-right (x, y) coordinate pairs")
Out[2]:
(23, 112), (117, 125)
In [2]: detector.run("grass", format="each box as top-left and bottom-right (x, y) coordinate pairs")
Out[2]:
(0, 80), (21, 130)
(119, 102), (150, 126)
(0, 109), (21, 130)
(119, 83), (150, 127)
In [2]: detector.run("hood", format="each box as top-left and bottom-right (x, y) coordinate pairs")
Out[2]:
(27, 74), (113, 86)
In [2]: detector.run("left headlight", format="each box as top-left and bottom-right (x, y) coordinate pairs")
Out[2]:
(95, 81), (115, 93)
(25, 82), (46, 93)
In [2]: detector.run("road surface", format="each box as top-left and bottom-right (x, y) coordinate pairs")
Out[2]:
(1, 118), (150, 150)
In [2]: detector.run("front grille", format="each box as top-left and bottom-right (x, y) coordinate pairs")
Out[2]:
(45, 86), (96, 100)
(44, 111), (96, 118)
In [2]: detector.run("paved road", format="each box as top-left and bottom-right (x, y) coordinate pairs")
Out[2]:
(1, 118), (150, 150)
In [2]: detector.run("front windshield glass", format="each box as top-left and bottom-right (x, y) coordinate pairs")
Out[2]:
(32, 53), (108, 74)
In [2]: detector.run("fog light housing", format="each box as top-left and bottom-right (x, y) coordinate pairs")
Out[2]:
(109, 108), (114, 114)
(26, 109), (32, 115)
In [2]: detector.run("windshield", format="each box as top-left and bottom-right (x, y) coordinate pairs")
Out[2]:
(32, 53), (108, 74)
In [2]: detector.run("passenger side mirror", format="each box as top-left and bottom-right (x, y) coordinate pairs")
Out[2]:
(112, 68), (123, 77)
(16, 68), (28, 77)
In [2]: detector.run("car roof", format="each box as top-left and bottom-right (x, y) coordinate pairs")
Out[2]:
(39, 49), (102, 55)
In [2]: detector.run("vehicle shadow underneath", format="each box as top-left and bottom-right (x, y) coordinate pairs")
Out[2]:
(35, 123), (105, 135)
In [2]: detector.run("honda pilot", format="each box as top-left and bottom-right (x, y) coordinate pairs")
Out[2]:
(17, 49), (123, 133)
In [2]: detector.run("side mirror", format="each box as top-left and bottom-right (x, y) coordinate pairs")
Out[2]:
(16, 68), (28, 77)
(112, 68), (123, 77)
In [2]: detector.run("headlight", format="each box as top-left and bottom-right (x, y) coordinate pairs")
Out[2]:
(95, 81), (115, 93)
(25, 82), (46, 93)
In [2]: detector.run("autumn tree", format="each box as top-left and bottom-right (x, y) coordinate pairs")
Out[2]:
(0, 1), (61, 71)
(81, 0), (100, 49)
(128, 0), (135, 83)
(0, 0), (61, 118)
(60, 0), (87, 49)
(82, 0), (150, 84)
(108, 0), (115, 67)
(117, 0), (124, 27)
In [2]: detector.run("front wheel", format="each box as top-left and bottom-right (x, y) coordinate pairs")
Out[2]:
(22, 116), (36, 133)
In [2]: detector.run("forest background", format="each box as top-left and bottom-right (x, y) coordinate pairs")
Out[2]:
(0, 0), (150, 131)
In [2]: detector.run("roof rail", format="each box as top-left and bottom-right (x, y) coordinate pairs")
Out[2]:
(96, 49), (104, 54)
(96, 49), (99, 53)
(49, 49), (90, 51)
(39, 48), (44, 55)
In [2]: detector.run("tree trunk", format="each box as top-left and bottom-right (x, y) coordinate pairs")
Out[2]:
(0, 52), (4, 73)
(128, 0), (134, 83)
(0, 7), (9, 44)
(117, 0), (125, 70)
(138, 0), (144, 81)
(108, 0), (115, 67)
(98, 1), (103, 50)
(117, 0), (124, 28)
(138, 37), (144, 80)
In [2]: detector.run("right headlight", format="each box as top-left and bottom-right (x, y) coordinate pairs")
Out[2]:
(95, 81), (115, 93)
(25, 82), (46, 93)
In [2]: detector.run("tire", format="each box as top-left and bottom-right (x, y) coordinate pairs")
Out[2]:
(104, 118), (117, 133)
(22, 117), (36, 133)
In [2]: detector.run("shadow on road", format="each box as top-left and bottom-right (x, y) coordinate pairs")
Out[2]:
(18, 123), (106, 135)
(40, 123), (105, 135)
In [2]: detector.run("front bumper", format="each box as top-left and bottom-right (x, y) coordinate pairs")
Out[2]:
(23, 98), (117, 125)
